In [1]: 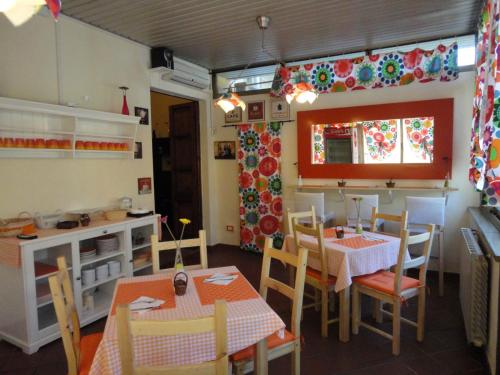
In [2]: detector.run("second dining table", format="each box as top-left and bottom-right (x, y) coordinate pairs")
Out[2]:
(283, 227), (406, 342)
(89, 265), (285, 375)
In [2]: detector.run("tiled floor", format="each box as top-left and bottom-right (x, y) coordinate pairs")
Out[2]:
(0, 244), (489, 374)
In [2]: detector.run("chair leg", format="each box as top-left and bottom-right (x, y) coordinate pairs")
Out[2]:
(417, 289), (426, 342)
(439, 231), (444, 296)
(314, 289), (321, 312)
(392, 299), (401, 356)
(352, 286), (360, 335)
(372, 299), (383, 323)
(321, 287), (329, 338)
(291, 339), (300, 375)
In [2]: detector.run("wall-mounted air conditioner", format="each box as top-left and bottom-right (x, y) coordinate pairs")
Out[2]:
(159, 57), (211, 89)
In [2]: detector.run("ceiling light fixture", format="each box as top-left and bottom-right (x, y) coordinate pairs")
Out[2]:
(215, 15), (278, 113)
(282, 69), (318, 105)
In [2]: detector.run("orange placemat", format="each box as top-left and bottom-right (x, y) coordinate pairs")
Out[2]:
(111, 279), (175, 315)
(193, 272), (259, 305)
(324, 228), (336, 238)
(333, 236), (387, 249)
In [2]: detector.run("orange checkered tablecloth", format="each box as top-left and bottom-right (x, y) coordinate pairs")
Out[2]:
(333, 236), (387, 249)
(193, 272), (259, 305)
(89, 266), (285, 375)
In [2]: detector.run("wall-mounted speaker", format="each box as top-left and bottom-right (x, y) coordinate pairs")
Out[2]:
(151, 47), (174, 70)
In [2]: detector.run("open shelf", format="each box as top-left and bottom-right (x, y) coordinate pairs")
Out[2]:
(133, 262), (152, 272)
(81, 273), (125, 292)
(81, 290), (112, 323)
(80, 250), (124, 267)
(132, 243), (151, 252)
(75, 133), (134, 140)
(35, 266), (72, 281)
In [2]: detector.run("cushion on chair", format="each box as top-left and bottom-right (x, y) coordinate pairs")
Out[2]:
(354, 271), (420, 295)
(231, 329), (296, 362)
(79, 332), (103, 375)
(306, 267), (336, 285)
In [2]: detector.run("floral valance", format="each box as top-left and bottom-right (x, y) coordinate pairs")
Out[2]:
(271, 43), (459, 97)
(470, 0), (500, 206)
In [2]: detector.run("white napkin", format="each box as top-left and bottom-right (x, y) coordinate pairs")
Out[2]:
(129, 296), (165, 311)
(203, 273), (238, 286)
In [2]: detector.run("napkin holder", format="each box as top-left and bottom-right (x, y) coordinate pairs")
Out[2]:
(174, 271), (188, 296)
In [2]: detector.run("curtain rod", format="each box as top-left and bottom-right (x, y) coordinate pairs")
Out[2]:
(221, 119), (295, 128)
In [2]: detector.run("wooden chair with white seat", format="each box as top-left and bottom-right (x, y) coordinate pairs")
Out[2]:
(231, 237), (308, 375)
(292, 220), (338, 338)
(117, 299), (228, 375)
(151, 229), (208, 274)
(48, 256), (103, 375)
(351, 225), (435, 355)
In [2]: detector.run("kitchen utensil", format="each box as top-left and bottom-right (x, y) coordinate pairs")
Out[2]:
(56, 221), (79, 229)
(107, 260), (121, 276)
(96, 234), (119, 254)
(104, 210), (127, 221)
(120, 197), (132, 210)
(96, 264), (109, 281)
(82, 269), (96, 286)
(0, 212), (35, 237)
(129, 208), (150, 215)
(34, 210), (64, 229)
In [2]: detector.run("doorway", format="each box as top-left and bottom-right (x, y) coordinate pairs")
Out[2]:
(150, 91), (202, 239)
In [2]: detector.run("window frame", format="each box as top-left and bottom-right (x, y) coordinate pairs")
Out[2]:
(297, 99), (453, 179)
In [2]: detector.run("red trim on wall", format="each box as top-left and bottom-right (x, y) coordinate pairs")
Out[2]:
(297, 99), (453, 179)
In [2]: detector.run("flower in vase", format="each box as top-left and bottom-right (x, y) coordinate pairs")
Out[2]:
(179, 218), (191, 225)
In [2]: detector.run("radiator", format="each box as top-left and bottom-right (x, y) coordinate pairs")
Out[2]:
(459, 228), (488, 347)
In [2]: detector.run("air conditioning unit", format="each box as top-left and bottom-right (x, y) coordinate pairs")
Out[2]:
(160, 57), (211, 89)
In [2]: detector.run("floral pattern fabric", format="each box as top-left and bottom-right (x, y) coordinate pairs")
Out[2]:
(312, 124), (326, 164)
(238, 122), (283, 252)
(271, 43), (459, 98)
(470, 0), (500, 206)
(362, 120), (399, 161)
(404, 117), (434, 162)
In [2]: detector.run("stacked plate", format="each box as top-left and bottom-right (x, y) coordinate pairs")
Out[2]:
(80, 247), (97, 261)
(96, 234), (119, 255)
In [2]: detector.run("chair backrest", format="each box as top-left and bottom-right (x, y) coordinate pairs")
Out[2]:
(405, 196), (445, 227)
(291, 219), (329, 285)
(294, 191), (325, 219)
(345, 194), (379, 222)
(260, 237), (308, 339)
(151, 229), (208, 274)
(286, 206), (317, 234)
(370, 207), (408, 237)
(117, 300), (228, 375)
(393, 225), (435, 295)
(48, 257), (81, 375)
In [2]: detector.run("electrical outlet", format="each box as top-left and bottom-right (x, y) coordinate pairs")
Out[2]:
(226, 225), (234, 232)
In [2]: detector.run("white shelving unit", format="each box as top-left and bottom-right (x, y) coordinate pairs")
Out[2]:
(0, 96), (140, 159)
(0, 215), (158, 354)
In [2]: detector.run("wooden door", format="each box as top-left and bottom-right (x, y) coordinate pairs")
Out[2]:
(169, 102), (202, 239)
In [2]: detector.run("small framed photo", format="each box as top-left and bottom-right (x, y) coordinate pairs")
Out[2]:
(134, 107), (149, 125)
(270, 98), (289, 121)
(225, 107), (242, 123)
(248, 100), (265, 122)
(214, 141), (236, 160)
(138, 177), (152, 195)
(134, 142), (142, 159)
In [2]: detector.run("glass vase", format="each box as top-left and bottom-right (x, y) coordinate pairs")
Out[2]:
(174, 247), (184, 271)
(355, 218), (363, 234)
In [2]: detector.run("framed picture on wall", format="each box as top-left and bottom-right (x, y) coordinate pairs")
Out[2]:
(138, 177), (152, 195)
(225, 107), (242, 123)
(134, 107), (149, 125)
(247, 100), (265, 122)
(134, 142), (142, 159)
(214, 141), (236, 159)
(270, 98), (289, 121)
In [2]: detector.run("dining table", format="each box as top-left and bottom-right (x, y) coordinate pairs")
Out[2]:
(89, 266), (284, 375)
(283, 227), (405, 342)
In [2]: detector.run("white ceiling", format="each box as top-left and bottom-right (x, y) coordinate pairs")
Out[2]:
(62, 0), (481, 71)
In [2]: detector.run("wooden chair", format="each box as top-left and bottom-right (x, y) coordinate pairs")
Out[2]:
(292, 220), (338, 338)
(369, 207), (408, 237)
(48, 256), (103, 375)
(286, 206), (317, 235)
(151, 229), (208, 274)
(117, 300), (228, 375)
(231, 237), (308, 375)
(352, 225), (435, 355)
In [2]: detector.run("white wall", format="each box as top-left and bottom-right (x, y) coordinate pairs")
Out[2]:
(0, 14), (154, 217)
(210, 72), (479, 273)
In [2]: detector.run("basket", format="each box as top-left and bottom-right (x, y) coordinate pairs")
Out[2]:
(104, 210), (127, 221)
(0, 212), (36, 237)
(174, 272), (188, 296)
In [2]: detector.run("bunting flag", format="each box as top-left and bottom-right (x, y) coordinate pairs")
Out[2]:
(470, 0), (500, 206)
(238, 122), (284, 253)
(271, 43), (459, 98)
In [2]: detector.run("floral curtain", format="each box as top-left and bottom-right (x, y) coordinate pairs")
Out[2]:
(362, 120), (399, 161)
(271, 43), (459, 97)
(238, 122), (284, 252)
(404, 117), (434, 162)
(312, 124), (326, 164)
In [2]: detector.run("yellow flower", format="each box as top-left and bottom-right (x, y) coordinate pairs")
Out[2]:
(179, 218), (191, 225)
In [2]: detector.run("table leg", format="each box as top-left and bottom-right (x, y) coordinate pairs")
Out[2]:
(339, 286), (351, 342)
(255, 338), (268, 375)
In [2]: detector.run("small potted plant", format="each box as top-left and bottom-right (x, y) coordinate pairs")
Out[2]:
(338, 179), (346, 187)
(386, 178), (396, 188)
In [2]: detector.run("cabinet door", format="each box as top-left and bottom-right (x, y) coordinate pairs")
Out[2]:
(128, 217), (158, 277)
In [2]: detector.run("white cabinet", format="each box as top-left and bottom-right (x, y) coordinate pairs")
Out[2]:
(0, 215), (158, 354)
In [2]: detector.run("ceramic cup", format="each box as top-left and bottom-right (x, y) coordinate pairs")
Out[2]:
(107, 260), (121, 276)
(82, 269), (96, 286)
(96, 264), (109, 281)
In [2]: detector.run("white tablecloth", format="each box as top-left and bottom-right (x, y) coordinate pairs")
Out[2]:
(283, 229), (406, 292)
